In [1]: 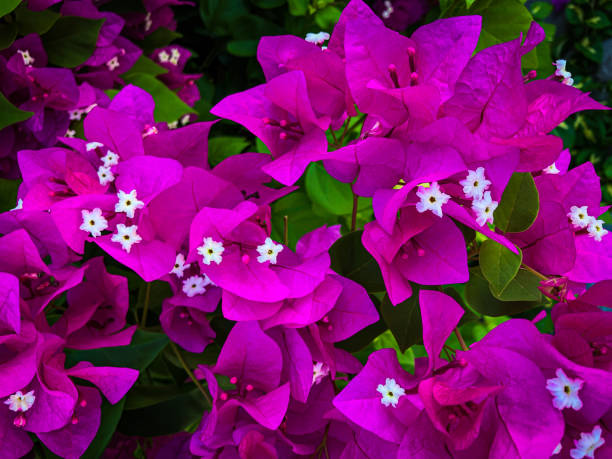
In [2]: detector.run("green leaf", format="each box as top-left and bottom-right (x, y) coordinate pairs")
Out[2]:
(494, 172), (539, 233)
(123, 73), (196, 123)
(118, 388), (208, 436)
(124, 384), (196, 410)
(65, 329), (169, 371)
(0, 178), (20, 212)
(42, 16), (105, 68)
(270, 191), (331, 249)
(288, 0), (308, 15)
(226, 39), (258, 57)
(0, 92), (32, 131)
(314, 5), (341, 29)
(380, 291), (422, 352)
(529, 1), (552, 20)
(199, 0), (249, 37)
(465, 267), (541, 316)
(305, 163), (371, 216)
(0, 23), (17, 50)
(372, 330), (415, 371)
(207, 136), (250, 166)
(329, 230), (385, 293)
(15, 5), (60, 35)
(479, 240), (522, 294)
(120, 56), (168, 79)
(0, 0), (21, 17)
(250, 0), (285, 8)
(81, 399), (126, 459)
(489, 268), (543, 302)
(140, 27), (182, 53)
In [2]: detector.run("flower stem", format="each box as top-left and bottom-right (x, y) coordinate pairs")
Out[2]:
(521, 264), (548, 281)
(351, 192), (358, 232)
(283, 215), (289, 246)
(140, 282), (151, 328)
(170, 341), (212, 406)
(454, 327), (469, 351)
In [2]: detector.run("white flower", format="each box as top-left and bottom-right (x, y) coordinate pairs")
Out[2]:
(69, 109), (84, 121)
(170, 253), (191, 278)
(182, 275), (207, 297)
(17, 49), (34, 66)
(86, 141), (104, 151)
(106, 56), (120, 71)
(256, 237), (283, 264)
(97, 166), (115, 185)
(553, 443), (562, 455)
(202, 272), (215, 287)
(570, 425), (605, 459)
(587, 218), (608, 242)
(305, 31), (330, 45)
(546, 368), (584, 411)
(180, 114), (190, 125)
(158, 50), (170, 63)
(312, 362), (330, 385)
(543, 162), (561, 175)
(115, 190), (145, 219)
(144, 12), (152, 31)
(416, 182), (450, 218)
(554, 59), (574, 86)
(567, 206), (592, 229)
(11, 199), (23, 211)
(4, 391), (35, 412)
(65, 129), (76, 138)
(169, 48), (181, 66)
(167, 120), (179, 129)
(111, 224), (142, 253)
(197, 237), (225, 265)
(472, 191), (498, 227)
(79, 208), (108, 237)
(377, 378), (405, 408)
(460, 167), (491, 200)
(381, 0), (394, 19)
(101, 150), (119, 167)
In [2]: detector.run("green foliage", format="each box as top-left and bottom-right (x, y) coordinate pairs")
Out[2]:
(42, 16), (105, 68)
(380, 291), (422, 353)
(81, 399), (126, 459)
(14, 5), (60, 35)
(494, 172), (540, 233)
(0, 0), (22, 17)
(0, 92), (32, 131)
(479, 240), (522, 294)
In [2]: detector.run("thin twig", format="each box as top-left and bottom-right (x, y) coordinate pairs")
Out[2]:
(170, 341), (212, 405)
(454, 327), (469, 351)
(521, 264), (548, 281)
(140, 283), (152, 328)
(351, 192), (358, 232)
(283, 215), (289, 246)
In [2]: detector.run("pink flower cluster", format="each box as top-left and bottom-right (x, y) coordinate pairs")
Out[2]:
(1, 0), (611, 457)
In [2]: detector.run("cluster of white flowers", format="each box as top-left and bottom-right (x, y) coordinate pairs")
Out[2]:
(460, 167), (498, 226)
(567, 206), (608, 242)
(554, 59), (574, 86)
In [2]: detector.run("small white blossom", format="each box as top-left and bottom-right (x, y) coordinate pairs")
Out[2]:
(115, 190), (145, 219)
(546, 368), (584, 411)
(543, 162), (561, 175)
(69, 109), (84, 121)
(587, 218), (608, 242)
(305, 32), (330, 45)
(256, 237), (284, 264)
(570, 425), (605, 459)
(460, 167), (491, 200)
(567, 206), (592, 229)
(170, 253), (191, 278)
(106, 56), (120, 71)
(416, 182), (450, 218)
(182, 275), (207, 297)
(169, 48), (181, 66)
(197, 237), (225, 265)
(4, 391), (35, 412)
(17, 49), (35, 66)
(97, 166), (114, 185)
(144, 12), (152, 31)
(381, 0), (394, 19)
(180, 114), (190, 126)
(86, 141), (104, 151)
(312, 362), (330, 385)
(377, 378), (405, 408)
(64, 129), (76, 138)
(472, 191), (498, 227)
(167, 120), (179, 129)
(111, 224), (142, 253)
(101, 150), (119, 167)
(554, 59), (574, 86)
(553, 443), (562, 455)
(11, 199), (23, 211)
(79, 208), (108, 237)
(158, 50), (170, 63)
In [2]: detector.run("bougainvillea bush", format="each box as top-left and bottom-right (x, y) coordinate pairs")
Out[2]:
(1, 0), (611, 458)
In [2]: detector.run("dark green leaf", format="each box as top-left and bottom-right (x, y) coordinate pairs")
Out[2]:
(121, 56), (168, 79)
(314, 5), (341, 29)
(226, 39), (258, 57)
(529, 1), (553, 20)
(465, 267), (542, 316)
(199, 0), (249, 37)
(65, 329), (169, 371)
(118, 388), (207, 436)
(250, 0), (285, 9)
(329, 231), (385, 293)
(479, 240), (522, 294)
(586, 12), (609, 29)
(0, 92), (32, 131)
(288, 0), (308, 15)
(489, 268), (543, 302)
(207, 136), (250, 166)
(0, 178), (20, 212)
(123, 73), (196, 122)
(81, 398), (126, 459)
(15, 5), (60, 35)
(141, 27), (182, 53)
(380, 291), (422, 352)
(124, 384), (196, 410)
(494, 172), (539, 233)
(42, 16), (105, 68)
(0, 23), (17, 50)
(305, 163), (370, 216)
(0, 0), (21, 17)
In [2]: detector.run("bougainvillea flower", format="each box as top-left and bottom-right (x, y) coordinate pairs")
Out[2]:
(143, 121), (214, 169)
(211, 71), (330, 185)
